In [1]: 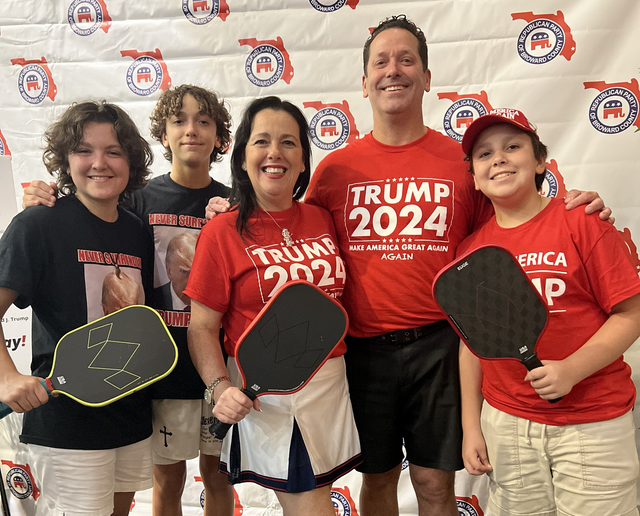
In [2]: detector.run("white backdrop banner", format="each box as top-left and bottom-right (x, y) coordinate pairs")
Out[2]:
(1, 1), (639, 515)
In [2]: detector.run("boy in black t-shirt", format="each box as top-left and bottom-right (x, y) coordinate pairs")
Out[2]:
(23, 86), (234, 516)
(137, 85), (233, 516)
(0, 101), (154, 516)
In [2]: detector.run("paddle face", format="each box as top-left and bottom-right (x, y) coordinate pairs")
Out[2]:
(433, 245), (548, 364)
(236, 280), (348, 397)
(48, 305), (177, 406)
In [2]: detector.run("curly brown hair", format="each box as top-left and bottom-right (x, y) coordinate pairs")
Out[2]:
(149, 85), (231, 166)
(42, 100), (153, 202)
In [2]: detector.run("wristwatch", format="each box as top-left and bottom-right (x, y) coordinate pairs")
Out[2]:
(204, 375), (231, 405)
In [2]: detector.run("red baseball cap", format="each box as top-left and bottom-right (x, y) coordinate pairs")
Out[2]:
(461, 108), (537, 156)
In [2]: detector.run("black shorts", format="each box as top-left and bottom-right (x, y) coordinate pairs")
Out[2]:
(344, 323), (463, 474)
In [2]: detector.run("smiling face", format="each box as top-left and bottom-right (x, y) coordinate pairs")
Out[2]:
(362, 28), (431, 120)
(162, 93), (220, 170)
(471, 124), (546, 205)
(68, 122), (130, 218)
(242, 108), (305, 211)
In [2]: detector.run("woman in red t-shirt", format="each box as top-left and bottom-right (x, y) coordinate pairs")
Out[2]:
(185, 96), (361, 515)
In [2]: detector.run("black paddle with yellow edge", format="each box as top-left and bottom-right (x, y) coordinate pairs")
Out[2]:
(0, 305), (177, 419)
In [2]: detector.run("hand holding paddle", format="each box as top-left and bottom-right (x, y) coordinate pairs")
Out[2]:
(0, 371), (50, 416)
(433, 245), (562, 403)
(209, 280), (348, 439)
(0, 305), (178, 419)
(524, 360), (576, 400)
(212, 384), (260, 427)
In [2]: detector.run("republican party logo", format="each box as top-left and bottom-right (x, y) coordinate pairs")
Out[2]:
(121, 48), (172, 96)
(456, 495), (484, 516)
(1, 461), (40, 501)
(193, 475), (206, 509)
(539, 159), (567, 199)
(0, 130), (11, 157)
(331, 486), (360, 516)
(304, 100), (360, 151)
(240, 37), (294, 87)
(67, 0), (112, 36)
(308, 0), (359, 13)
(512, 11), (576, 64)
(438, 91), (494, 142)
(11, 57), (58, 105)
(584, 79), (640, 134)
(182, 0), (230, 24)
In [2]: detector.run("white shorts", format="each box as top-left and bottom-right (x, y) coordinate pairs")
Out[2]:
(220, 356), (361, 492)
(482, 402), (639, 516)
(28, 437), (153, 516)
(152, 398), (223, 464)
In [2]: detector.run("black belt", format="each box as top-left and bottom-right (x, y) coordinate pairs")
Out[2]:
(351, 320), (450, 345)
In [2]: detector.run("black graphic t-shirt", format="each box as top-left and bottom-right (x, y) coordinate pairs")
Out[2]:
(130, 173), (230, 399)
(0, 195), (153, 450)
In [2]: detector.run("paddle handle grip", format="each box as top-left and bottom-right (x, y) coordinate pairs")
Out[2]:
(0, 379), (52, 420)
(209, 388), (257, 439)
(521, 354), (563, 404)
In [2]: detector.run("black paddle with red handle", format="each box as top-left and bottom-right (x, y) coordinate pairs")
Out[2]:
(209, 280), (348, 439)
(433, 245), (561, 403)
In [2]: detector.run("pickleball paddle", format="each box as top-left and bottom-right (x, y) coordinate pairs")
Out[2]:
(0, 305), (178, 419)
(433, 245), (561, 403)
(209, 280), (348, 439)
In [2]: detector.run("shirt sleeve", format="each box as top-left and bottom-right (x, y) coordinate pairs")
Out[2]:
(0, 214), (47, 309)
(304, 159), (329, 208)
(184, 217), (232, 314)
(471, 190), (494, 232)
(578, 217), (640, 313)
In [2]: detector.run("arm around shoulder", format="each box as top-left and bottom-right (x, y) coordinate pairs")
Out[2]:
(564, 189), (612, 222)
(22, 180), (58, 209)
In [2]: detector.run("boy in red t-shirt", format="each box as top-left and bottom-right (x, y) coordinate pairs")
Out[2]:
(457, 108), (640, 516)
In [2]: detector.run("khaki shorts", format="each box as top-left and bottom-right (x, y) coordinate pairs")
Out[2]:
(482, 402), (639, 516)
(29, 437), (152, 516)
(152, 399), (223, 464)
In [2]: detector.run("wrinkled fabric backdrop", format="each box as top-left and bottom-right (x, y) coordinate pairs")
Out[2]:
(1, 1), (639, 514)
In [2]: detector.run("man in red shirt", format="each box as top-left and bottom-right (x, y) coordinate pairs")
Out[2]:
(304, 16), (610, 516)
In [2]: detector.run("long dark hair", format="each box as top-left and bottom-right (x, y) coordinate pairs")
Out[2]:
(228, 96), (312, 237)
